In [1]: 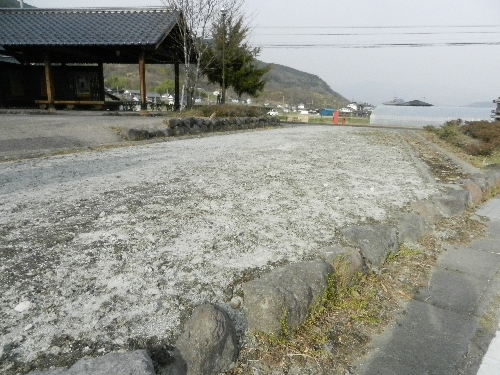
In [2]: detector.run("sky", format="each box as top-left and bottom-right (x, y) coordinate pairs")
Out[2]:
(21, 0), (500, 107)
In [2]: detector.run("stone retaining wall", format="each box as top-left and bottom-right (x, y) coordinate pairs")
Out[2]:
(125, 116), (281, 141)
(29, 164), (500, 375)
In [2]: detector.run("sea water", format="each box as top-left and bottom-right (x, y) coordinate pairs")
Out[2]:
(370, 106), (494, 127)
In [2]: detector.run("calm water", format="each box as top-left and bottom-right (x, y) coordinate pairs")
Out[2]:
(370, 106), (494, 127)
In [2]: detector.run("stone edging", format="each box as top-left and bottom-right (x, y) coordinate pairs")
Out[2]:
(124, 116), (281, 141)
(28, 165), (500, 375)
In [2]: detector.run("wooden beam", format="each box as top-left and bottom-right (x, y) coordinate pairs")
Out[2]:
(44, 52), (55, 111)
(35, 100), (105, 105)
(139, 52), (147, 112)
(174, 62), (180, 111)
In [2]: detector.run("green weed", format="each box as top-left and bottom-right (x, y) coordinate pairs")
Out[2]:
(387, 245), (423, 263)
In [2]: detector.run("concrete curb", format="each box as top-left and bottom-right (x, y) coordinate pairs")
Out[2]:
(26, 146), (500, 375)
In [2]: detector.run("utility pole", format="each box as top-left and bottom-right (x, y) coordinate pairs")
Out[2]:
(19, 0), (24, 8)
(220, 8), (228, 105)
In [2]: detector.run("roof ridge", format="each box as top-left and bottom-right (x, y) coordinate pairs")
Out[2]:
(0, 7), (176, 12)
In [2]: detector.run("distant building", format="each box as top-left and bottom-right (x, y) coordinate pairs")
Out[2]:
(319, 109), (335, 116)
(493, 97), (500, 121)
(339, 107), (353, 113)
(347, 102), (358, 111)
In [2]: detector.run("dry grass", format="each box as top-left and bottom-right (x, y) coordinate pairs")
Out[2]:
(424, 120), (500, 169)
(225, 213), (488, 374)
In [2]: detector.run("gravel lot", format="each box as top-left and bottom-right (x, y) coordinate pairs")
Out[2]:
(0, 125), (440, 372)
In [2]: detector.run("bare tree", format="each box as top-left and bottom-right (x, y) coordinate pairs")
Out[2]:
(161, 0), (244, 108)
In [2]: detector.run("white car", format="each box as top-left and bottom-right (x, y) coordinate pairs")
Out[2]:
(267, 109), (279, 116)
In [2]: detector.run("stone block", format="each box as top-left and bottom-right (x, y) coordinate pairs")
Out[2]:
(175, 303), (238, 375)
(394, 212), (433, 244)
(340, 224), (398, 268)
(127, 128), (150, 141)
(318, 245), (366, 284)
(432, 189), (471, 217)
(409, 200), (444, 225)
(461, 179), (483, 206)
(242, 260), (333, 335)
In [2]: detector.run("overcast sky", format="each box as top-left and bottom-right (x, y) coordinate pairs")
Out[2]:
(23, 0), (500, 106)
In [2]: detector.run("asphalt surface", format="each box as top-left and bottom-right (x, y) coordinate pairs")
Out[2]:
(0, 112), (164, 161)
(1, 113), (499, 374)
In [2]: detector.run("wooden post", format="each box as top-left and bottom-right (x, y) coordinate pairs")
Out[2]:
(98, 61), (105, 102)
(44, 51), (55, 111)
(174, 62), (180, 111)
(139, 52), (147, 114)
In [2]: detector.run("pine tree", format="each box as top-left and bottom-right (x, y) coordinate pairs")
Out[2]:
(203, 16), (270, 101)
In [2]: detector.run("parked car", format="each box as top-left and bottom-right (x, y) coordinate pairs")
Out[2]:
(267, 109), (279, 116)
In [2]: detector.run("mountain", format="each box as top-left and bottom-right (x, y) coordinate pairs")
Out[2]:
(465, 101), (496, 108)
(260, 62), (347, 108)
(104, 61), (348, 109)
(0, 0), (35, 8)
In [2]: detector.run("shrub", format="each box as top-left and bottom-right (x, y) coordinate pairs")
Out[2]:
(460, 121), (500, 156)
(194, 104), (268, 118)
(425, 120), (500, 157)
(440, 120), (463, 140)
(461, 121), (500, 144)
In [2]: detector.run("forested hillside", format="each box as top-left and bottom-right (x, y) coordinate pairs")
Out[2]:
(0, 0), (35, 8)
(261, 62), (347, 108)
(104, 62), (348, 109)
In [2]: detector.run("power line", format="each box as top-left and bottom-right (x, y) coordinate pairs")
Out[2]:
(254, 25), (500, 29)
(254, 41), (500, 49)
(255, 31), (500, 36)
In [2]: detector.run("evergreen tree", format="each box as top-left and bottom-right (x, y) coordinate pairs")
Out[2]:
(203, 16), (270, 101)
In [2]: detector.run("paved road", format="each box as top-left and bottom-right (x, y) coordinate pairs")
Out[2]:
(0, 113), (163, 161)
(476, 198), (500, 375)
(356, 197), (500, 375)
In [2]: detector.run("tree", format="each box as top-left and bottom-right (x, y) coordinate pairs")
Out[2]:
(104, 75), (132, 91)
(154, 79), (175, 95)
(203, 16), (270, 101)
(161, 0), (244, 109)
(232, 60), (270, 100)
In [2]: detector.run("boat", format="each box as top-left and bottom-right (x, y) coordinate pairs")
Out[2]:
(382, 97), (406, 106)
(383, 97), (433, 107)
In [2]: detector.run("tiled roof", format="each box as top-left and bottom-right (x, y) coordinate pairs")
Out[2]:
(0, 54), (19, 64)
(0, 8), (182, 46)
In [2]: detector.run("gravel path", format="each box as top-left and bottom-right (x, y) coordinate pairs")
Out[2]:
(0, 125), (440, 372)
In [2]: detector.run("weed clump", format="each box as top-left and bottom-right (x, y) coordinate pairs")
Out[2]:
(425, 120), (500, 158)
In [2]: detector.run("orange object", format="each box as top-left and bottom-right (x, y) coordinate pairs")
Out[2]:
(333, 111), (339, 124)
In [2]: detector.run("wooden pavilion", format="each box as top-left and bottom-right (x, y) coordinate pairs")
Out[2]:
(0, 7), (190, 111)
